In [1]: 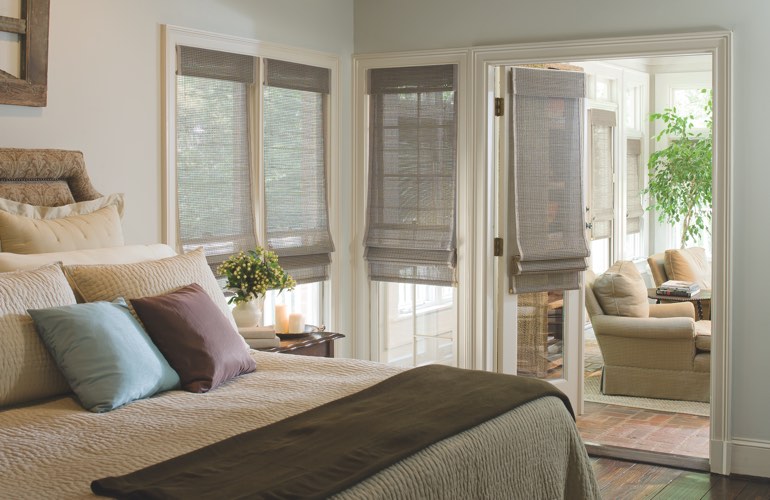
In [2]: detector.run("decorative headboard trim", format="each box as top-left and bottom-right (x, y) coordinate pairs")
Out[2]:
(0, 148), (103, 204)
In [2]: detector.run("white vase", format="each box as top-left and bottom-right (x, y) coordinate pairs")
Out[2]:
(232, 299), (263, 328)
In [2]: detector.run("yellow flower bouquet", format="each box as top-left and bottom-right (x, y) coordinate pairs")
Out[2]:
(217, 247), (296, 305)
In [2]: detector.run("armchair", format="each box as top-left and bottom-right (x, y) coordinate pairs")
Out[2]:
(586, 262), (710, 402)
(648, 247), (711, 320)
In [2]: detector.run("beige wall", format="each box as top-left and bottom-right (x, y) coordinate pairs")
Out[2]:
(0, 0), (354, 246)
(354, 0), (770, 453)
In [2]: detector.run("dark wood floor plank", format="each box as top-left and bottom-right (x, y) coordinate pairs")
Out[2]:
(735, 480), (770, 500)
(609, 462), (683, 500)
(592, 457), (770, 500)
(701, 474), (749, 499)
(652, 471), (714, 499)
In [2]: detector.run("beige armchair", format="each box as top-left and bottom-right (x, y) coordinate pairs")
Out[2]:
(586, 262), (710, 403)
(648, 247), (711, 320)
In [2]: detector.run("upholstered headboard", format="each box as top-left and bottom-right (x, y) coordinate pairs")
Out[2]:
(0, 148), (102, 206)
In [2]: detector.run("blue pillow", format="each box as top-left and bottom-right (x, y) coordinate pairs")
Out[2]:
(28, 299), (180, 412)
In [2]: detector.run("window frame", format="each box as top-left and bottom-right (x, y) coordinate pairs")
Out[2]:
(162, 25), (340, 342)
(353, 51), (470, 366)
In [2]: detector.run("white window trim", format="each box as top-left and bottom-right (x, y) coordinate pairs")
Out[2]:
(161, 25), (341, 349)
(352, 50), (470, 367)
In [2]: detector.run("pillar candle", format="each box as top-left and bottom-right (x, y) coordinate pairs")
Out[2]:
(288, 312), (305, 334)
(274, 304), (289, 333)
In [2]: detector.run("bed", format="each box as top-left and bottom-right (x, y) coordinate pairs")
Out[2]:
(0, 148), (600, 499)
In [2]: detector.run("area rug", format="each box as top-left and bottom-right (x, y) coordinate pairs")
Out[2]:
(584, 375), (710, 417)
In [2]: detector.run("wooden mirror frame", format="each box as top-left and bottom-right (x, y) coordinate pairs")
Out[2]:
(0, 0), (50, 107)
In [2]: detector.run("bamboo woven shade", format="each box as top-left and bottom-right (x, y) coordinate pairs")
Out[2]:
(506, 67), (589, 294)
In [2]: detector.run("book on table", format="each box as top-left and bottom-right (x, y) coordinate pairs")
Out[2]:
(245, 336), (280, 349)
(657, 280), (700, 297)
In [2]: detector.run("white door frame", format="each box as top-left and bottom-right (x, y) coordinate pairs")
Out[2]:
(470, 31), (732, 475)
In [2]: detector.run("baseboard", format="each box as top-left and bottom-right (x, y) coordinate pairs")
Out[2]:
(585, 443), (709, 472)
(730, 439), (770, 478)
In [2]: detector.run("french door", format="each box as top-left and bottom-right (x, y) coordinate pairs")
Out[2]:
(492, 66), (585, 412)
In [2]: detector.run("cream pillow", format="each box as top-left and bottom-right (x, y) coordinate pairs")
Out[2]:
(63, 247), (237, 330)
(664, 247), (711, 290)
(0, 244), (176, 272)
(592, 261), (650, 318)
(0, 194), (125, 254)
(0, 264), (76, 408)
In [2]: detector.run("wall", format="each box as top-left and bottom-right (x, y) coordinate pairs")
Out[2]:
(0, 0), (354, 245)
(354, 0), (770, 468)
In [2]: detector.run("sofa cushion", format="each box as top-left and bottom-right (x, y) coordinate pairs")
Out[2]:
(592, 261), (649, 318)
(664, 247), (711, 290)
(0, 264), (76, 408)
(695, 320), (711, 352)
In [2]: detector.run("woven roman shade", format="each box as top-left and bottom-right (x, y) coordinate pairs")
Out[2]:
(507, 67), (589, 293)
(626, 138), (644, 234)
(175, 45), (258, 270)
(263, 59), (334, 283)
(364, 64), (457, 286)
(588, 109), (616, 240)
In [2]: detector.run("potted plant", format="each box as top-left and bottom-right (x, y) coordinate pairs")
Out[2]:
(217, 247), (296, 327)
(644, 89), (712, 249)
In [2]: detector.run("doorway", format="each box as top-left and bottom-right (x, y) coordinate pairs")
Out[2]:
(475, 32), (731, 474)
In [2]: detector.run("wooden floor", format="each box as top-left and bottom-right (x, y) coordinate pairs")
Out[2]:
(592, 457), (770, 499)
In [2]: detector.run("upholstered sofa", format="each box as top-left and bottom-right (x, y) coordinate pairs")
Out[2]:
(586, 262), (711, 402)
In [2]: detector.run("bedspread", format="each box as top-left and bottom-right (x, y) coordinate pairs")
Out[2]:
(0, 352), (599, 499)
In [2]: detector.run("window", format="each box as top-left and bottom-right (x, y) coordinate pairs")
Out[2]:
(166, 32), (338, 330)
(587, 108), (617, 274)
(175, 47), (258, 270)
(364, 64), (459, 367)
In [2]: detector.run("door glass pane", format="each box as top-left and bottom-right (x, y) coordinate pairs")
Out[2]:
(379, 282), (456, 367)
(517, 291), (564, 379)
(590, 237), (611, 274)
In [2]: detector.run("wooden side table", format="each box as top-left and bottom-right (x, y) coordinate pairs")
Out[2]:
(259, 331), (345, 358)
(647, 288), (712, 320)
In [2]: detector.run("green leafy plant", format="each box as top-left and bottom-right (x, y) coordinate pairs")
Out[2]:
(217, 247), (296, 305)
(644, 89), (712, 249)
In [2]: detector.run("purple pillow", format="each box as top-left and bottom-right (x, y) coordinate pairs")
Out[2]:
(130, 283), (256, 393)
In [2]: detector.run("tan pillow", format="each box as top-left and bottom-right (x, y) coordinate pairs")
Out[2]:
(0, 264), (76, 408)
(63, 248), (237, 331)
(592, 261), (649, 317)
(664, 247), (711, 290)
(0, 194), (125, 254)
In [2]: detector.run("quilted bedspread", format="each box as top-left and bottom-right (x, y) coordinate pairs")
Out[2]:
(0, 352), (599, 499)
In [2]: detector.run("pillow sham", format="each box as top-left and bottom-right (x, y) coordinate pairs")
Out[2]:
(0, 193), (125, 254)
(63, 247), (238, 330)
(0, 264), (76, 408)
(131, 284), (256, 393)
(0, 192), (125, 219)
(28, 300), (180, 412)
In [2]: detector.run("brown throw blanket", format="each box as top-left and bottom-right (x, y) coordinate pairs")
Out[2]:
(92, 364), (574, 499)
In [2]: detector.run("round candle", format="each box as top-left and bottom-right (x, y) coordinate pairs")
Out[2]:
(288, 312), (305, 334)
(274, 304), (289, 333)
